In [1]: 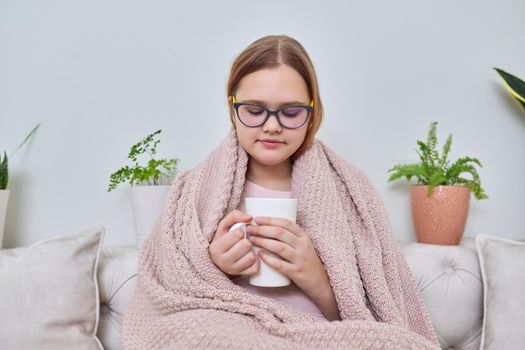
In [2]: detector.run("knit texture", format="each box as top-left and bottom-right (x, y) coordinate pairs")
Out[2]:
(122, 128), (441, 350)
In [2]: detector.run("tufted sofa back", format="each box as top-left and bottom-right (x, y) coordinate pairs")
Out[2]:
(96, 237), (483, 350)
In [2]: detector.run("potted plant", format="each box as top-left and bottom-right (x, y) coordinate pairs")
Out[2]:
(494, 68), (525, 111)
(1, 124), (40, 248)
(387, 122), (488, 245)
(108, 129), (178, 248)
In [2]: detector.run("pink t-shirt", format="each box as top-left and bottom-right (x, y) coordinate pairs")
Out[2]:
(232, 179), (327, 320)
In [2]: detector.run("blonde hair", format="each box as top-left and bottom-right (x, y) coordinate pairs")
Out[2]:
(226, 35), (324, 160)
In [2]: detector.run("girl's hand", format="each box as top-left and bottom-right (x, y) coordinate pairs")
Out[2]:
(246, 216), (329, 297)
(209, 210), (260, 278)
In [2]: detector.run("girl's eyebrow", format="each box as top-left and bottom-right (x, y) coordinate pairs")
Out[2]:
(241, 99), (308, 107)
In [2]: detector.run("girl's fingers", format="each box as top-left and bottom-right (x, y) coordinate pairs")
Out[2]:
(223, 238), (253, 264)
(232, 251), (258, 272)
(238, 257), (259, 275)
(253, 217), (304, 237)
(219, 228), (245, 252)
(258, 250), (294, 277)
(247, 225), (296, 247)
(217, 210), (252, 237)
(249, 236), (295, 262)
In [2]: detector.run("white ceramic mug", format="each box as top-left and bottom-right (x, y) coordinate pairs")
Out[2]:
(229, 197), (297, 287)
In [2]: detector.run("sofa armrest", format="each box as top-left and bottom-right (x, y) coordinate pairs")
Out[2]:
(97, 246), (139, 350)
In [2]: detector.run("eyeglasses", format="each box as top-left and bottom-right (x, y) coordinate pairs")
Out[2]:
(232, 96), (313, 129)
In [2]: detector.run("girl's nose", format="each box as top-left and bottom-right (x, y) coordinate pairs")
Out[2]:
(262, 115), (282, 133)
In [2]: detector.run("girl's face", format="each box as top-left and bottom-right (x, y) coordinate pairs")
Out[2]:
(233, 64), (310, 167)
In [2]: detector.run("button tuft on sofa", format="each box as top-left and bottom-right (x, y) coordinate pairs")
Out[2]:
(444, 267), (454, 274)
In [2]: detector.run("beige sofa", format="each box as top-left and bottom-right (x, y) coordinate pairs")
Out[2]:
(99, 237), (484, 350)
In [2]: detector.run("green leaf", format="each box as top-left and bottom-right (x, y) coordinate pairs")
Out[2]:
(426, 168), (447, 196)
(494, 68), (525, 109)
(387, 163), (425, 183)
(439, 134), (452, 168)
(416, 142), (431, 175)
(0, 151), (8, 190)
(127, 129), (162, 163)
(108, 166), (132, 192)
(427, 122), (438, 155)
(446, 157), (483, 181)
(428, 168), (447, 186)
(455, 177), (489, 200)
(9, 123), (40, 158)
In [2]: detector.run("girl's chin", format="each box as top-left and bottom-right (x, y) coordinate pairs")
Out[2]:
(251, 153), (290, 166)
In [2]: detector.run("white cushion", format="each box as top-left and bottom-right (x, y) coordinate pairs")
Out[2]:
(0, 226), (105, 350)
(476, 234), (525, 350)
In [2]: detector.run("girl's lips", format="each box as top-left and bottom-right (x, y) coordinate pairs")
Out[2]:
(259, 140), (283, 149)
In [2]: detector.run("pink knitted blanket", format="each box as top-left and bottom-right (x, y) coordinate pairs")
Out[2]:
(122, 128), (440, 350)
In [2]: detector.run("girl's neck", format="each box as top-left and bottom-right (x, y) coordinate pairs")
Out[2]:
(246, 158), (292, 191)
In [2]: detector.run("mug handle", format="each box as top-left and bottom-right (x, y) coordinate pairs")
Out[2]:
(229, 222), (248, 238)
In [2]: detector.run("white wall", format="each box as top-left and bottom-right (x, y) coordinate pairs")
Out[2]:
(1, 0), (524, 248)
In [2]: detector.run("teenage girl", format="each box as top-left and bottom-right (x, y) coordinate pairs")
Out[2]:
(208, 35), (341, 321)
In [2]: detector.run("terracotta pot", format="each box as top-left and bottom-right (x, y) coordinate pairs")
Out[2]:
(410, 185), (470, 245)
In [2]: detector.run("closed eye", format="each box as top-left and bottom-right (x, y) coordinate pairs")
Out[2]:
(281, 107), (303, 118)
(246, 107), (265, 115)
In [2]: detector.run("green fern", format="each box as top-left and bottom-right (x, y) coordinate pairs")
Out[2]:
(387, 122), (488, 200)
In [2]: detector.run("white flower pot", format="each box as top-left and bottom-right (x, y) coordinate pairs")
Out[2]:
(0, 190), (9, 249)
(130, 185), (170, 249)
